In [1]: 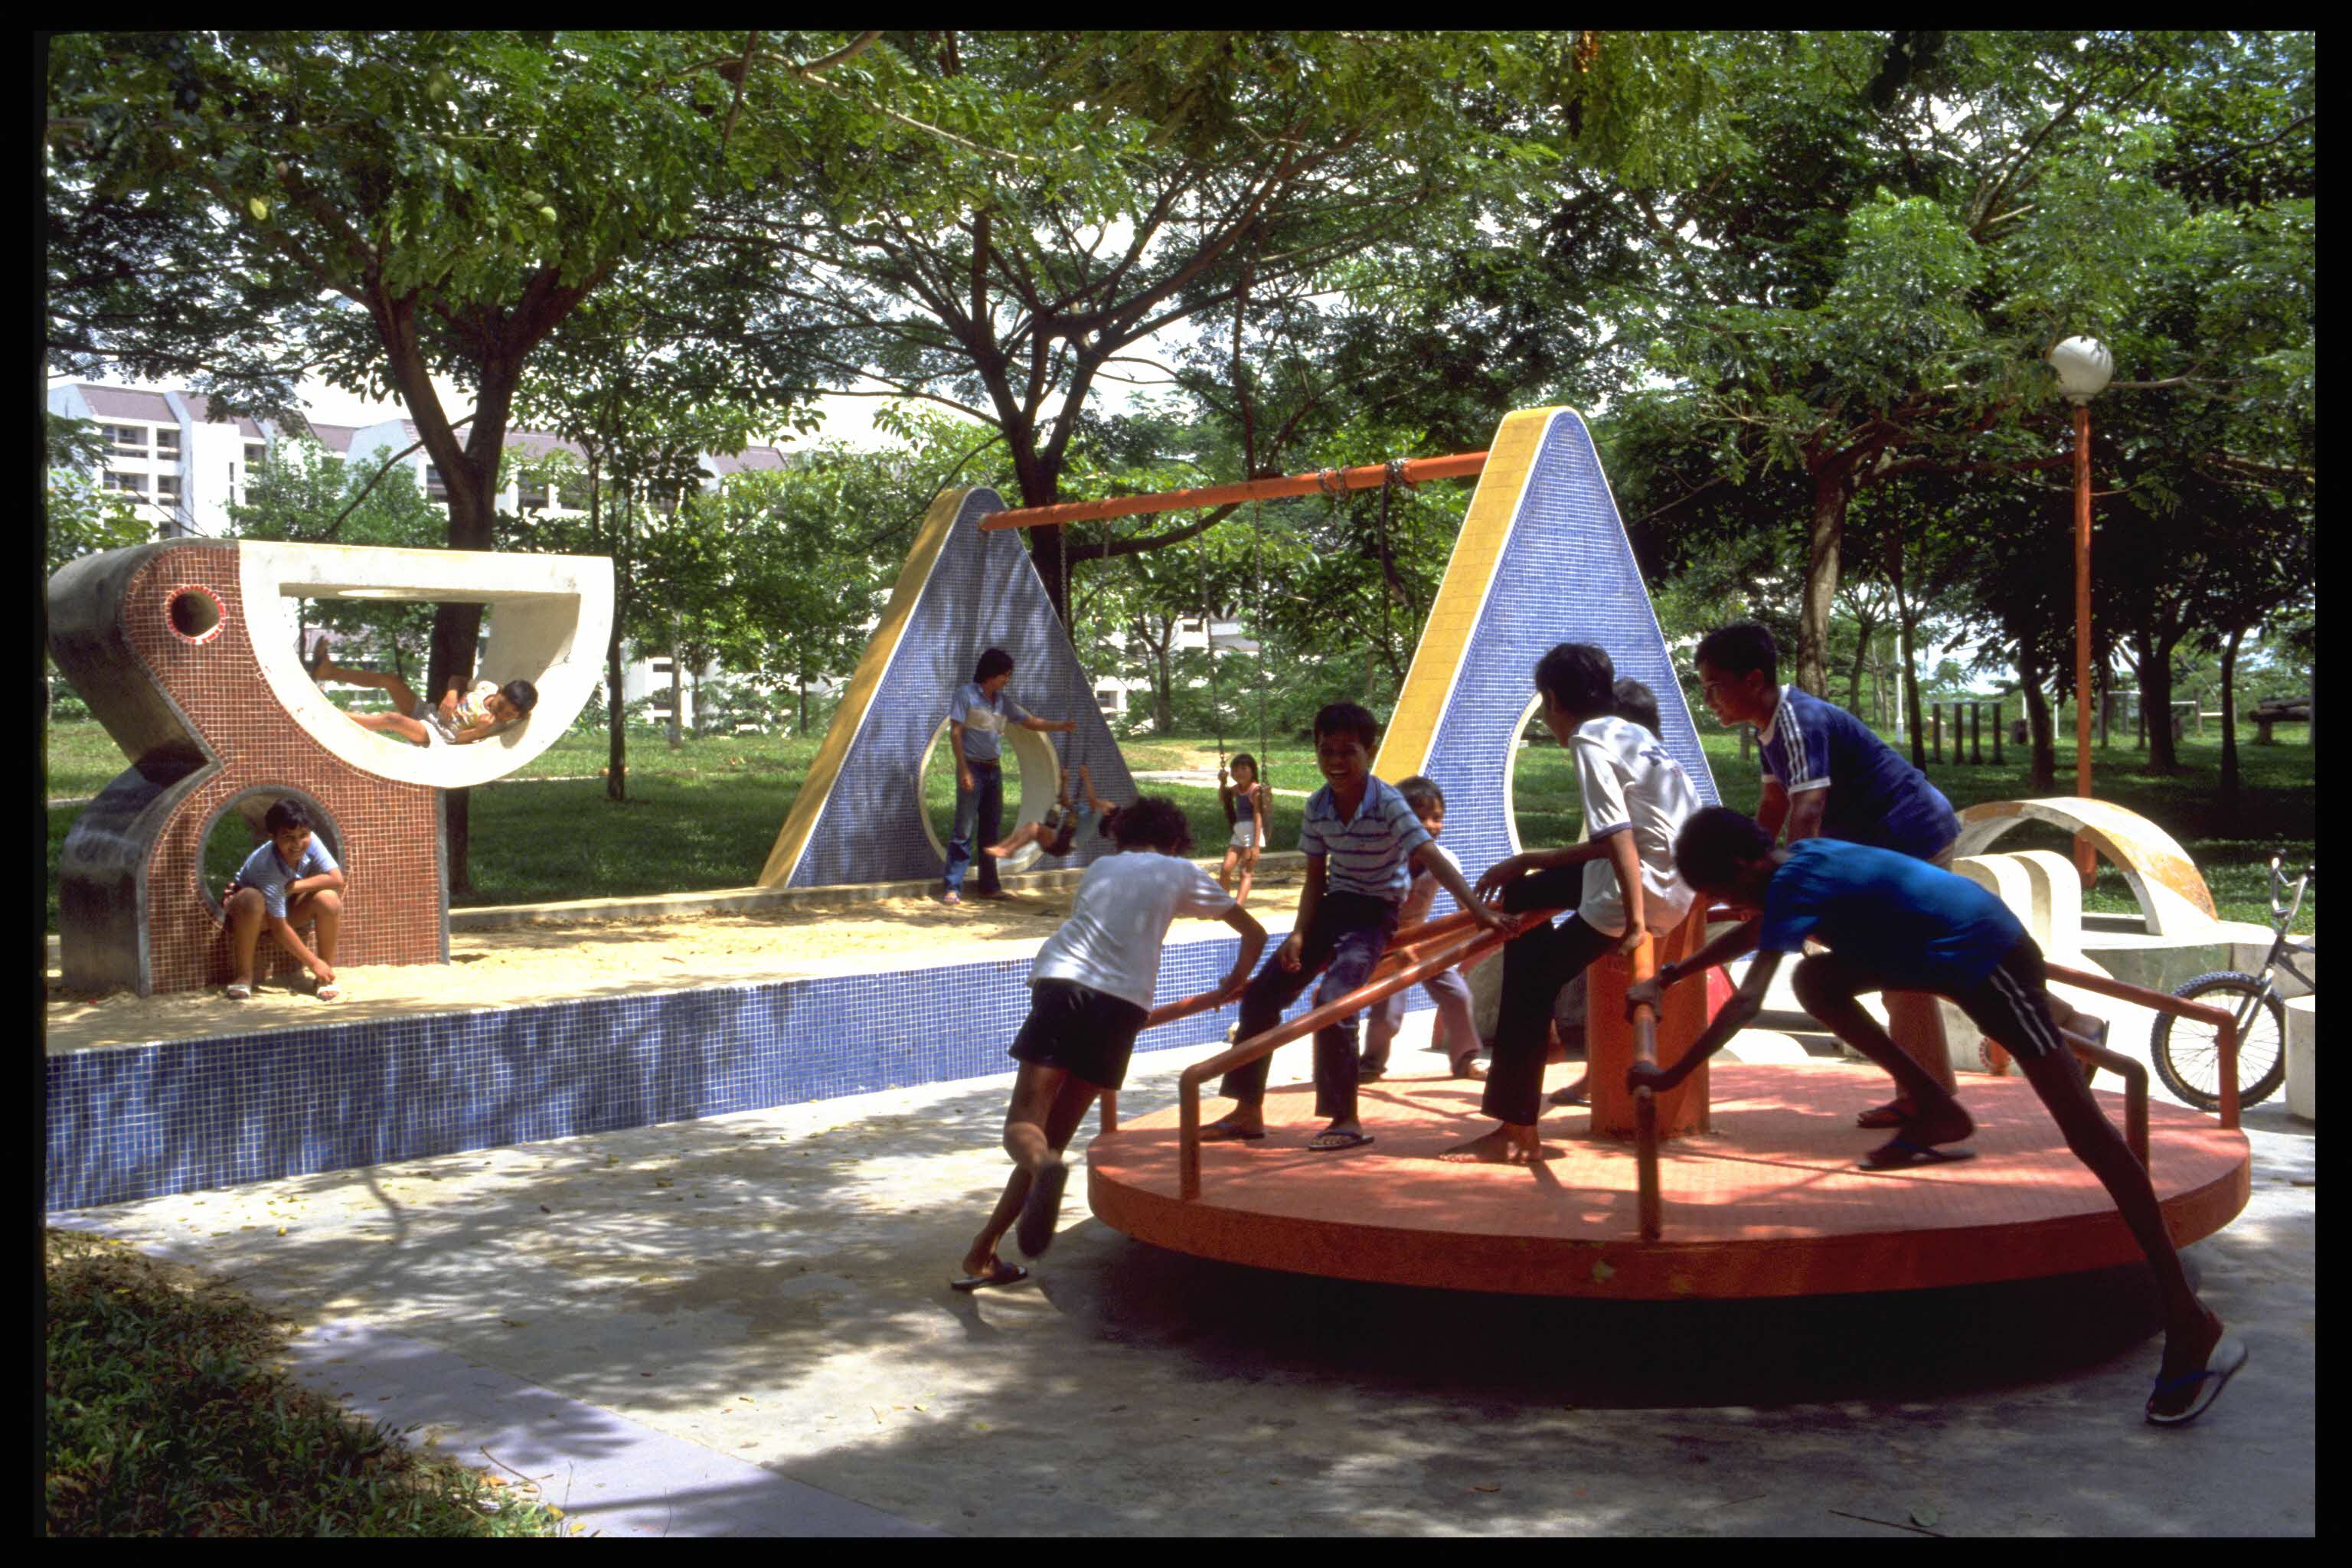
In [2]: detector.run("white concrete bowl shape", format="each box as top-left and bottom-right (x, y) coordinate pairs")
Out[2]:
(240, 542), (613, 792)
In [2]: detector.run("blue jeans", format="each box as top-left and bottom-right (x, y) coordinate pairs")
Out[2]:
(943, 757), (1003, 894)
(1219, 893), (1398, 1120)
(1361, 964), (1478, 1074)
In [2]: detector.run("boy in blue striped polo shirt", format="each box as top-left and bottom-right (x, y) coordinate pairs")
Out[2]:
(1204, 702), (1508, 1151)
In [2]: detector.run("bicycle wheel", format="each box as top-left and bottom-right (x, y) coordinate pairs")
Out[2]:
(2149, 972), (2289, 1113)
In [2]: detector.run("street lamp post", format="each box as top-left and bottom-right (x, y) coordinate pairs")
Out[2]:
(2050, 335), (2114, 886)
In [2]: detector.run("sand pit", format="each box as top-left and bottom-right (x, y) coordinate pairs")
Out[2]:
(44, 868), (1307, 1055)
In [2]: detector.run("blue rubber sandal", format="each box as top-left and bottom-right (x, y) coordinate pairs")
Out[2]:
(950, 1263), (1029, 1292)
(2146, 1334), (2248, 1426)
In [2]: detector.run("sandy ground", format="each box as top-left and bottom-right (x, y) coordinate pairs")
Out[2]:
(43, 870), (1310, 1054)
(54, 1028), (2315, 1537)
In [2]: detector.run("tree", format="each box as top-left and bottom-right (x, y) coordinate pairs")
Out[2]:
(47, 28), (969, 880)
(44, 413), (147, 579)
(701, 30), (1740, 619)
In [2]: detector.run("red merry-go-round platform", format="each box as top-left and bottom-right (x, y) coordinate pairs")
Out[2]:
(1084, 1060), (2250, 1299)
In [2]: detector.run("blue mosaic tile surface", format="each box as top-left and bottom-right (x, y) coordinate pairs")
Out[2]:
(1416, 410), (1720, 919)
(46, 915), (1439, 1212)
(789, 488), (1138, 887)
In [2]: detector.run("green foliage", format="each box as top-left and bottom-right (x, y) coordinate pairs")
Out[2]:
(44, 1230), (562, 1537)
(44, 413), (148, 577)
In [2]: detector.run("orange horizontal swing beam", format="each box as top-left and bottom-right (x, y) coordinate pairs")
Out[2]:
(979, 452), (1491, 532)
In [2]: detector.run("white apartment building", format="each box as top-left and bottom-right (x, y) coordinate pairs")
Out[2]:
(46, 381), (807, 730)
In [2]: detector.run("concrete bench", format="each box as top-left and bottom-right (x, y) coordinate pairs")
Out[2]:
(2285, 995), (2315, 1122)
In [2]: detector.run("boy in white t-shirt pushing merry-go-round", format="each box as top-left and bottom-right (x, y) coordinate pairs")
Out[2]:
(1442, 642), (1702, 1165)
(954, 796), (1267, 1291)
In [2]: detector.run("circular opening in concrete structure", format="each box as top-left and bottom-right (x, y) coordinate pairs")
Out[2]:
(1504, 691), (1586, 858)
(167, 585), (226, 644)
(196, 787), (345, 920)
(916, 718), (1060, 874)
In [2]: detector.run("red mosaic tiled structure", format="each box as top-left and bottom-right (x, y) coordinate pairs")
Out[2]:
(51, 541), (443, 995)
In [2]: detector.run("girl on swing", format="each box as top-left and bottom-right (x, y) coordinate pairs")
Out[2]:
(1217, 753), (1269, 905)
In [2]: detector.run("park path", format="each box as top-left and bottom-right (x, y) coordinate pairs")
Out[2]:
(56, 1014), (2314, 1537)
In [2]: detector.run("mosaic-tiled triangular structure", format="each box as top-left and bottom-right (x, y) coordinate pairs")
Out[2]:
(1374, 407), (1720, 905)
(761, 487), (1136, 888)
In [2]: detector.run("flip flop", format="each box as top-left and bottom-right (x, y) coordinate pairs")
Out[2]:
(1014, 1160), (1068, 1258)
(949, 1263), (1029, 1293)
(1855, 1099), (1913, 1129)
(1307, 1130), (1375, 1152)
(2145, 1334), (2249, 1426)
(315, 984), (341, 1001)
(225, 982), (253, 1001)
(1357, 1066), (1387, 1084)
(1857, 1135), (1976, 1171)
(1452, 1056), (1489, 1083)
(1197, 1122), (1266, 1142)
(1548, 1078), (1589, 1107)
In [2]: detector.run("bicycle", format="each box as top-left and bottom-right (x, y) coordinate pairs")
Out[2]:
(2150, 855), (2313, 1113)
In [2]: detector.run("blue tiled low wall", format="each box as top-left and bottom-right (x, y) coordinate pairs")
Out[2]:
(48, 922), (1435, 1211)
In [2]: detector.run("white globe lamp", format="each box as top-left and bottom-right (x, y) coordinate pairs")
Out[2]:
(2049, 335), (2115, 403)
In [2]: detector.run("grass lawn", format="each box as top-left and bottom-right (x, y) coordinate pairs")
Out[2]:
(45, 1229), (564, 1537)
(46, 717), (2312, 933)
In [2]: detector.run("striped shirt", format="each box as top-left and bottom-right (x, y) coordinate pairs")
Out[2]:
(1298, 776), (1432, 903)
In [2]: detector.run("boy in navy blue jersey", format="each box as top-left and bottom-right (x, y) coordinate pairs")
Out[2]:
(1693, 622), (2079, 1127)
(1204, 703), (1508, 1152)
(1626, 808), (2244, 1429)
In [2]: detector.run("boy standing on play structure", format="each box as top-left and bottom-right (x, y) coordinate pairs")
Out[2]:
(1692, 621), (2038, 1129)
(220, 797), (345, 1001)
(1358, 776), (1485, 1083)
(942, 648), (1076, 906)
(956, 797), (1266, 1289)
(1204, 703), (1509, 1152)
(1625, 808), (2245, 1426)
(1442, 644), (1700, 1165)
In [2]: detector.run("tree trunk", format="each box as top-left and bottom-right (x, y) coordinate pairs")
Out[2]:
(2017, 640), (2056, 792)
(1034, 526), (1071, 630)
(1847, 620), (1875, 717)
(797, 678), (808, 737)
(668, 621), (684, 750)
(1152, 623), (1174, 734)
(1883, 531), (1927, 769)
(1797, 468), (1846, 696)
(2139, 626), (2182, 771)
(605, 618), (628, 804)
(2219, 626), (2246, 802)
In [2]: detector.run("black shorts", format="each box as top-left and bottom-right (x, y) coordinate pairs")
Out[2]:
(1009, 978), (1151, 1091)
(1942, 938), (2069, 1063)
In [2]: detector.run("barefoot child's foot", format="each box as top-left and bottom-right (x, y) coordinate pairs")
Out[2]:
(1438, 1125), (1537, 1165)
(1200, 1112), (1266, 1142)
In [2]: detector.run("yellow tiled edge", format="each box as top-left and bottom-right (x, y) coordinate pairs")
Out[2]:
(1373, 408), (1559, 779)
(756, 487), (974, 887)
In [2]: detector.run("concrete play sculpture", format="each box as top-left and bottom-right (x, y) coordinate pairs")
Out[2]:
(1954, 797), (2221, 938)
(1374, 404), (1720, 900)
(47, 540), (612, 995)
(760, 486), (1137, 889)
